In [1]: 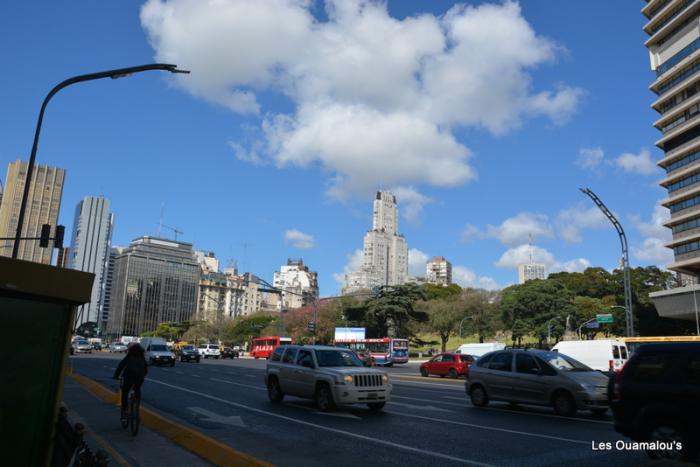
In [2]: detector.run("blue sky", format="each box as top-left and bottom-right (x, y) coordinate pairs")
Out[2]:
(0, 1), (668, 296)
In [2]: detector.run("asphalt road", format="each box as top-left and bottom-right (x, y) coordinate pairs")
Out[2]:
(70, 354), (647, 467)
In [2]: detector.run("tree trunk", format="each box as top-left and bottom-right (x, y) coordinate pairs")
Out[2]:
(479, 335), (484, 344)
(441, 333), (448, 353)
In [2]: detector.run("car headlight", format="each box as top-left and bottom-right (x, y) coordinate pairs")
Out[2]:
(382, 374), (389, 383)
(343, 375), (353, 384)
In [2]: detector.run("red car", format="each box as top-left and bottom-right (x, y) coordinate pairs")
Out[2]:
(420, 353), (474, 378)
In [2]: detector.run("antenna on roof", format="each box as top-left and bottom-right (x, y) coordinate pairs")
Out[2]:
(529, 232), (533, 264)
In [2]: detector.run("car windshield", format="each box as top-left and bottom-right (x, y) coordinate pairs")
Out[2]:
(539, 352), (591, 371)
(78, 341), (89, 345)
(315, 349), (364, 367)
(151, 345), (167, 351)
(198, 344), (206, 348)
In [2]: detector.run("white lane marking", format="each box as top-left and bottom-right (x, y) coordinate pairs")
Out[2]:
(192, 374), (201, 378)
(388, 401), (451, 413)
(443, 396), (468, 401)
(210, 377), (265, 391)
(188, 406), (246, 427)
(176, 371), (184, 375)
(245, 374), (256, 378)
(146, 378), (492, 466)
(384, 410), (589, 445)
(284, 402), (361, 419)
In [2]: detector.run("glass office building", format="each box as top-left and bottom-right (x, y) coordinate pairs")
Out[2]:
(106, 236), (199, 337)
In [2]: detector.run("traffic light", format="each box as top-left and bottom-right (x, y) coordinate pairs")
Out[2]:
(39, 224), (51, 248)
(54, 225), (65, 249)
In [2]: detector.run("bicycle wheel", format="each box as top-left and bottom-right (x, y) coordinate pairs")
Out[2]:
(129, 395), (140, 436)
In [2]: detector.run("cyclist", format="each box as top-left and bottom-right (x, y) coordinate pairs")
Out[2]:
(113, 342), (148, 422)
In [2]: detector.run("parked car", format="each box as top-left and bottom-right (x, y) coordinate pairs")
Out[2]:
(221, 347), (239, 359)
(610, 343), (700, 461)
(179, 345), (201, 363)
(198, 343), (221, 359)
(73, 340), (92, 354)
(420, 353), (474, 378)
(141, 337), (176, 366)
(465, 349), (609, 416)
(109, 342), (127, 353)
(265, 345), (392, 411)
(552, 339), (628, 373)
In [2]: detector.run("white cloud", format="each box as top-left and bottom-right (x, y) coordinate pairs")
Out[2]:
(142, 0), (581, 201)
(408, 248), (430, 278)
(332, 248), (364, 288)
(615, 149), (658, 175)
(557, 205), (608, 243)
(631, 202), (673, 265)
(576, 147), (604, 170)
(460, 224), (484, 243)
(391, 186), (432, 222)
(495, 243), (590, 274)
(452, 266), (501, 291)
(485, 213), (553, 246)
(283, 229), (315, 249)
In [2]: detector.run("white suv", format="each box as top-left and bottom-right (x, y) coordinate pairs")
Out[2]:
(198, 343), (221, 359)
(265, 345), (392, 411)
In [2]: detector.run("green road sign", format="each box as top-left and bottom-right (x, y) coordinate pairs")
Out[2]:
(596, 313), (614, 324)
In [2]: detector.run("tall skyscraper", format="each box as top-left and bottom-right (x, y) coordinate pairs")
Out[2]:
(344, 191), (408, 294)
(517, 263), (546, 284)
(69, 196), (114, 331)
(100, 246), (125, 332)
(0, 160), (65, 263)
(645, 1), (700, 320)
(106, 236), (200, 337)
(426, 256), (452, 285)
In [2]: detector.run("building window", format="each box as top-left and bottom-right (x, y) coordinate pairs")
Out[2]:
(672, 215), (700, 234)
(674, 239), (700, 255)
(666, 147), (700, 172)
(667, 171), (700, 193)
(657, 37), (700, 78)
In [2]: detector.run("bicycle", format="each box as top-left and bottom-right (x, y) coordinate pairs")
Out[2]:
(119, 376), (140, 436)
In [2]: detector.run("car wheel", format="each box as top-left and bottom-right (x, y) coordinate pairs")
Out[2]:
(552, 391), (576, 417)
(420, 367), (429, 377)
(590, 408), (607, 417)
(267, 377), (284, 402)
(314, 383), (336, 412)
(367, 402), (385, 412)
(470, 385), (489, 407)
(448, 368), (458, 379)
(646, 421), (689, 461)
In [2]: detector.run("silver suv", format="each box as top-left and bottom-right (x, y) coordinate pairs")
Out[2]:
(465, 349), (609, 416)
(265, 345), (392, 411)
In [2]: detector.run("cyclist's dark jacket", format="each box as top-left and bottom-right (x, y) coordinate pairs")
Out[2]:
(113, 352), (148, 380)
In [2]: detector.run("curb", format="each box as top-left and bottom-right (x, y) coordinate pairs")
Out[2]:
(69, 374), (273, 467)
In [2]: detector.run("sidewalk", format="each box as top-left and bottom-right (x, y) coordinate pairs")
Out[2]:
(62, 377), (212, 466)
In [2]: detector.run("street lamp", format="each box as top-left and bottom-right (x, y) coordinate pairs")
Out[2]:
(458, 316), (473, 338)
(12, 64), (190, 259)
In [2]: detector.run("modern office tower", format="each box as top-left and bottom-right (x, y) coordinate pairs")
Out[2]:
(0, 160), (65, 263)
(272, 259), (319, 309)
(426, 256), (453, 285)
(106, 237), (200, 337)
(69, 197), (114, 331)
(645, 1), (700, 320)
(517, 263), (546, 284)
(57, 247), (71, 268)
(344, 191), (408, 294)
(100, 246), (125, 332)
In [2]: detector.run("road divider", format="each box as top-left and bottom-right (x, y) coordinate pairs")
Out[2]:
(70, 373), (273, 467)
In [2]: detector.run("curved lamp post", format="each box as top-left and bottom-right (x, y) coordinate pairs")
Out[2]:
(12, 64), (190, 259)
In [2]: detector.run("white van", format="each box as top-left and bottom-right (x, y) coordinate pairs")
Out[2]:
(552, 339), (628, 372)
(140, 337), (176, 366)
(455, 343), (505, 357)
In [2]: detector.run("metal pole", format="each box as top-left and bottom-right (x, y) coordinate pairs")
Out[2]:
(12, 64), (189, 258)
(580, 188), (634, 336)
(459, 316), (471, 338)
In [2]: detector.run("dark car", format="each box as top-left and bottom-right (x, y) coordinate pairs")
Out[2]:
(420, 353), (474, 378)
(221, 347), (239, 359)
(179, 345), (201, 363)
(610, 343), (700, 461)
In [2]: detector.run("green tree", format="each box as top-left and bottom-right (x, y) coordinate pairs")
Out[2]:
(421, 298), (463, 352)
(75, 321), (98, 338)
(462, 288), (500, 343)
(422, 283), (462, 301)
(220, 314), (276, 346)
(364, 284), (428, 337)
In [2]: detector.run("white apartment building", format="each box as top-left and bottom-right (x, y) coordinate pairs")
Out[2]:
(426, 256), (452, 285)
(518, 263), (546, 284)
(344, 191), (408, 294)
(272, 259), (319, 309)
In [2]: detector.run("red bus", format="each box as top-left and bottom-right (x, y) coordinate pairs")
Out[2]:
(250, 336), (292, 359)
(334, 338), (409, 366)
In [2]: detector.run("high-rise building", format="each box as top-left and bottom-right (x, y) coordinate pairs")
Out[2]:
(0, 160), (65, 263)
(344, 191), (408, 294)
(100, 246), (125, 332)
(645, 1), (700, 320)
(426, 256), (452, 286)
(57, 246), (71, 268)
(272, 259), (319, 309)
(69, 197), (114, 331)
(517, 263), (546, 284)
(106, 236), (199, 337)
